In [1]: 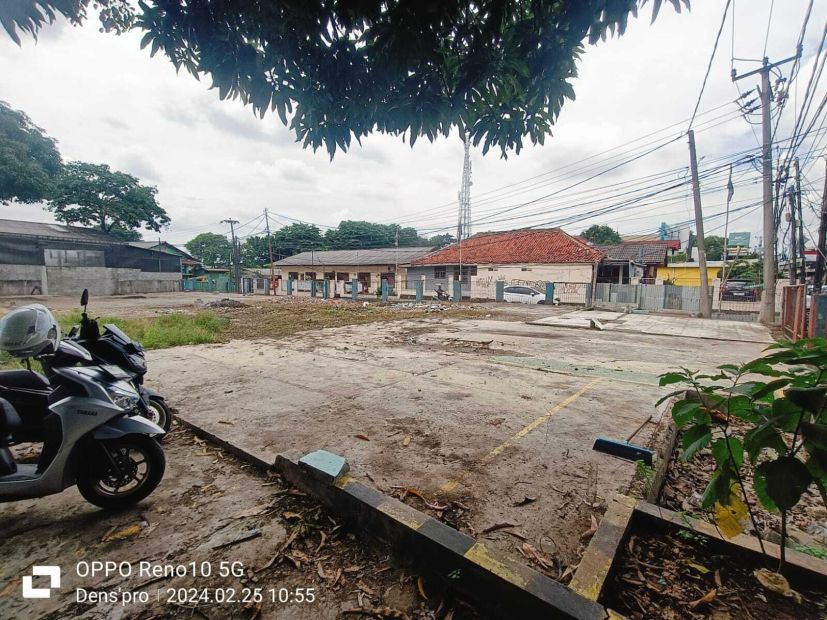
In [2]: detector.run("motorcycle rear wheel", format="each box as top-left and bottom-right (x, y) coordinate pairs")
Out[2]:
(77, 436), (165, 510)
(146, 396), (173, 433)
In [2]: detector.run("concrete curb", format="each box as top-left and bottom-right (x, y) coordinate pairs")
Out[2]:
(275, 450), (608, 620)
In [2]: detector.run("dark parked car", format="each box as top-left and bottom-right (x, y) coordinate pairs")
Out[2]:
(720, 280), (759, 302)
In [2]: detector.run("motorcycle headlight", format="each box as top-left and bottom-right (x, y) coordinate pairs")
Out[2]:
(105, 383), (140, 410)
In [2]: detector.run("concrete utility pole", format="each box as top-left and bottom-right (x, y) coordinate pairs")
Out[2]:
(221, 218), (240, 293)
(789, 188), (798, 285)
(264, 209), (275, 295)
(815, 159), (827, 288)
(794, 158), (806, 284)
(733, 53), (798, 324)
(687, 129), (712, 318)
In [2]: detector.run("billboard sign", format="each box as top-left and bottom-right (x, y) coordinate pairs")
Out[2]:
(728, 232), (751, 248)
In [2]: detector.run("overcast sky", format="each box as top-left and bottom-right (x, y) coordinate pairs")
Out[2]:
(1, 1), (825, 248)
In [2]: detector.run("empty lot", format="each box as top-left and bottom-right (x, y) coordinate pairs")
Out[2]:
(147, 308), (770, 572)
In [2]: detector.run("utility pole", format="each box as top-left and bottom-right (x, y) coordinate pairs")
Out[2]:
(794, 158), (806, 283)
(264, 209), (275, 295)
(815, 159), (827, 288)
(221, 218), (240, 293)
(733, 53), (798, 324)
(789, 188), (798, 285)
(687, 129), (711, 318)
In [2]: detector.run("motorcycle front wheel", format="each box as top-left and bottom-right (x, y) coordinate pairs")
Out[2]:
(77, 436), (165, 510)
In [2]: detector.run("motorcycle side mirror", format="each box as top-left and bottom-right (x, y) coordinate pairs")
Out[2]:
(80, 289), (89, 309)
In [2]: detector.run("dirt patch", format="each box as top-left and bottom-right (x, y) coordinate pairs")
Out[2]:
(602, 516), (826, 619)
(220, 299), (488, 341)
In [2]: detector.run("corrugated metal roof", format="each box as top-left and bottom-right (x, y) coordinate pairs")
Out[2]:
(596, 243), (668, 265)
(128, 241), (196, 261)
(273, 247), (433, 267)
(0, 218), (116, 243)
(412, 229), (604, 265)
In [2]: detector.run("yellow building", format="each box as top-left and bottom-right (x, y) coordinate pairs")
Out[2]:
(656, 261), (723, 286)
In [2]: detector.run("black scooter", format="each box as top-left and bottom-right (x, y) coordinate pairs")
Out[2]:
(66, 290), (171, 432)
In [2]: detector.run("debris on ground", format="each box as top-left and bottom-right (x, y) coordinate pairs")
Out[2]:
(204, 297), (247, 309)
(602, 518), (825, 619)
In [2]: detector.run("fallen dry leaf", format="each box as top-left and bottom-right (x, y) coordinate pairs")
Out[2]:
(688, 588), (717, 610)
(512, 495), (538, 507)
(354, 434), (370, 441)
(356, 580), (376, 596)
(402, 435), (411, 447)
(579, 514), (599, 541)
(282, 511), (302, 521)
(416, 576), (428, 600)
(316, 562), (327, 579)
(316, 531), (327, 553)
(373, 606), (411, 620)
(102, 522), (144, 543)
(754, 569), (802, 603)
(231, 503), (271, 519)
(480, 521), (519, 535)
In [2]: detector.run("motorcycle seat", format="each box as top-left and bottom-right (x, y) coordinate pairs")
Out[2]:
(0, 398), (22, 434)
(0, 369), (50, 392)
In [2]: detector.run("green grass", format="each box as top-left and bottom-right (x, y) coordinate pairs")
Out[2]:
(57, 311), (229, 350)
(0, 311), (229, 369)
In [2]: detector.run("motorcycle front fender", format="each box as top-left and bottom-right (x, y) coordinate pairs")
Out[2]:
(93, 414), (164, 440)
(141, 386), (163, 400)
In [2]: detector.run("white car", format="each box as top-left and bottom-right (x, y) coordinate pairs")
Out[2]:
(503, 285), (548, 304)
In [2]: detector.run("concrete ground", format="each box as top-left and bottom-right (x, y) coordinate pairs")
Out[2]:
(531, 310), (773, 343)
(146, 310), (771, 573)
(0, 429), (452, 620)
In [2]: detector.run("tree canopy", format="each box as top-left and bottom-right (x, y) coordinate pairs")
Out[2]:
(0, 100), (61, 204)
(703, 235), (725, 261)
(186, 232), (233, 266)
(581, 224), (621, 244)
(48, 161), (170, 238)
(2, 1), (689, 158)
(323, 221), (427, 250)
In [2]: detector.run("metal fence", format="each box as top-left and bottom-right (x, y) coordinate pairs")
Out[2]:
(593, 282), (760, 320)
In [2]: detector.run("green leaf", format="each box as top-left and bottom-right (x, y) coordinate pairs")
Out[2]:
(711, 437), (744, 468)
(752, 379), (791, 400)
(744, 423), (787, 463)
(753, 467), (777, 512)
(701, 468), (732, 509)
(659, 372), (687, 386)
(755, 457), (812, 511)
(785, 386), (827, 414)
(804, 445), (827, 480)
(671, 400), (700, 429)
(655, 389), (686, 407)
(772, 398), (805, 432)
(801, 422), (827, 450)
(681, 425), (712, 461)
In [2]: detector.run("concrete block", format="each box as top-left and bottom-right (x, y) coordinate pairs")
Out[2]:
(299, 449), (349, 484)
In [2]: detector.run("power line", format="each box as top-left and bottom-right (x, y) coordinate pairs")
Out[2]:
(689, 0), (733, 130)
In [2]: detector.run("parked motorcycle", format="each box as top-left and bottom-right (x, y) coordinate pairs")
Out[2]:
(0, 305), (165, 509)
(0, 291), (172, 442)
(67, 289), (172, 431)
